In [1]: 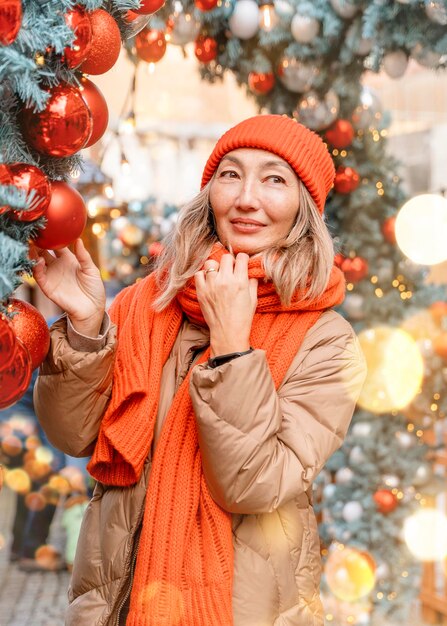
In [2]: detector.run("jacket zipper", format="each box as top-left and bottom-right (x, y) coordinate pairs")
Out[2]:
(114, 530), (141, 626)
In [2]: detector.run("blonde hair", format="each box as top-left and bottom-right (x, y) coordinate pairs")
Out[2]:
(154, 178), (335, 310)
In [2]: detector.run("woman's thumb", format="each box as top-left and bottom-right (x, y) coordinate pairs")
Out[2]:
(73, 238), (93, 270)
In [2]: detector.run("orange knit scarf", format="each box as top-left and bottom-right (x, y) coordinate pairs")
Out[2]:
(88, 247), (345, 626)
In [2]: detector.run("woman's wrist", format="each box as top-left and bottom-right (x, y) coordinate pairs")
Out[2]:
(69, 312), (105, 338)
(210, 337), (251, 357)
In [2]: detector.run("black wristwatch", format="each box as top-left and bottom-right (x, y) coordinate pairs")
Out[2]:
(207, 347), (254, 369)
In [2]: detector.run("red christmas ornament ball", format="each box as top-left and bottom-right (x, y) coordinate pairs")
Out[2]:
(0, 337), (32, 410)
(63, 6), (92, 68)
(0, 0), (22, 46)
(0, 314), (17, 371)
(429, 301), (447, 326)
(0, 163), (13, 215)
(194, 35), (218, 63)
(433, 333), (447, 359)
(248, 72), (276, 95)
(334, 253), (345, 269)
(195, 0), (219, 10)
(135, 28), (166, 63)
(133, 0), (165, 14)
(80, 9), (122, 75)
(78, 77), (109, 148)
(381, 215), (397, 245)
(32, 181), (87, 250)
(20, 83), (92, 157)
(373, 489), (398, 514)
(5, 163), (51, 221)
(7, 299), (50, 371)
(340, 256), (369, 283)
(325, 119), (355, 149)
(148, 241), (164, 257)
(334, 166), (360, 194)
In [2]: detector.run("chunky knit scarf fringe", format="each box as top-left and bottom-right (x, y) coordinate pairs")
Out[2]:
(87, 247), (345, 626)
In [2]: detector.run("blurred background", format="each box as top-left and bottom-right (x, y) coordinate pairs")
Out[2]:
(1, 2), (447, 625)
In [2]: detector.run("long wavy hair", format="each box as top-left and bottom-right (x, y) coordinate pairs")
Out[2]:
(154, 176), (335, 310)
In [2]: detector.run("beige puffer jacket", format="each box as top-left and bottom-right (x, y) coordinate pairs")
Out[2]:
(34, 308), (366, 626)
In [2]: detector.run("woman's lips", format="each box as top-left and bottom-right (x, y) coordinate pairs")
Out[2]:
(230, 219), (266, 233)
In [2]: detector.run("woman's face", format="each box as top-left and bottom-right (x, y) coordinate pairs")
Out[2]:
(209, 148), (300, 255)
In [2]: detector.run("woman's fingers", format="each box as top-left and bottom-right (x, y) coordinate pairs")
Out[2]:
(233, 253), (249, 279)
(73, 238), (95, 272)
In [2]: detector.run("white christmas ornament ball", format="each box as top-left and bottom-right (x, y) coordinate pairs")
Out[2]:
(382, 474), (400, 489)
(323, 483), (337, 498)
(291, 14), (320, 43)
(229, 0), (260, 39)
(356, 612), (371, 626)
(168, 7), (201, 46)
(413, 463), (432, 486)
(349, 445), (365, 465)
(351, 422), (372, 437)
(342, 500), (363, 522)
(383, 50), (408, 79)
(395, 430), (415, 449)
(343, 293), (365, 321)
(330, 0), (358, 18)
(335, 467), (354, 484)
(375, 561), (390, 580)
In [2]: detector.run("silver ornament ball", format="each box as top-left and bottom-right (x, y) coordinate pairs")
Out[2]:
(277, 56), (319, 93)
(295, 89), (339, 131)
(290, 14), (320, 43)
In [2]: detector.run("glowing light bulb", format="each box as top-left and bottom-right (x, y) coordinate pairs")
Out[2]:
(357, 326), (424, 414)
(395, 194), (447, 265)
(258, 0), (278, 30)
(404, 508), (447, 561)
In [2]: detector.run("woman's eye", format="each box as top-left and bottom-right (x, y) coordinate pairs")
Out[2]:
(267, 175), (285, 184)
(219, 170), (239, 178)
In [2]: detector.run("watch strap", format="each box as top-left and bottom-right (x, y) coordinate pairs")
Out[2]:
(207, 347), (254, 369)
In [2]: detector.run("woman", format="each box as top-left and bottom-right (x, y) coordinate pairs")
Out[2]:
(33, 114), (366, 626)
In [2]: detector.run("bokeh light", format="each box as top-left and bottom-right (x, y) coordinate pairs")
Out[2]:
(5, 468), (31, 494)
(34, 445), (54, 465)
(395, 194), (447, 265)
(138, 581), (184, 625)
(0, 533), (5, 550)
(325, 545), (376, 602)
(357, 326), (424, 414)
(1, 434), (23, 456)
(60, 466), (87, 492)
(25, 491), (47, 512)
(48, 474), (71, 495)
(35, 544), (60, 568)
(404, 508), (447, 561)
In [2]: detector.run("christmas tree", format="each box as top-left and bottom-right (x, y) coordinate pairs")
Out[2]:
(1, 1), (447, 624)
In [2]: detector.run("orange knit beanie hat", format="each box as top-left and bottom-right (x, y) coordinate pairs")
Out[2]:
(201, 114), (335, 214)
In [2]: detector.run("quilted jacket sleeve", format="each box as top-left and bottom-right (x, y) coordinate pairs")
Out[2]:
(33, 316), (118, 458)
(189, 311), (367, 514)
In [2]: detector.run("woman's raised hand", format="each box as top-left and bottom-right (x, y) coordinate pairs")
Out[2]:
(30, 238), (106, 337)
(195, 253), (258, 356)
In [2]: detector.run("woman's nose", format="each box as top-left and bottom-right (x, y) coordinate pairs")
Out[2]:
(235, 178), (261, 211)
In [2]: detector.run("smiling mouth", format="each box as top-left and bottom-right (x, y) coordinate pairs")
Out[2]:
(231, 219), (266, 228)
